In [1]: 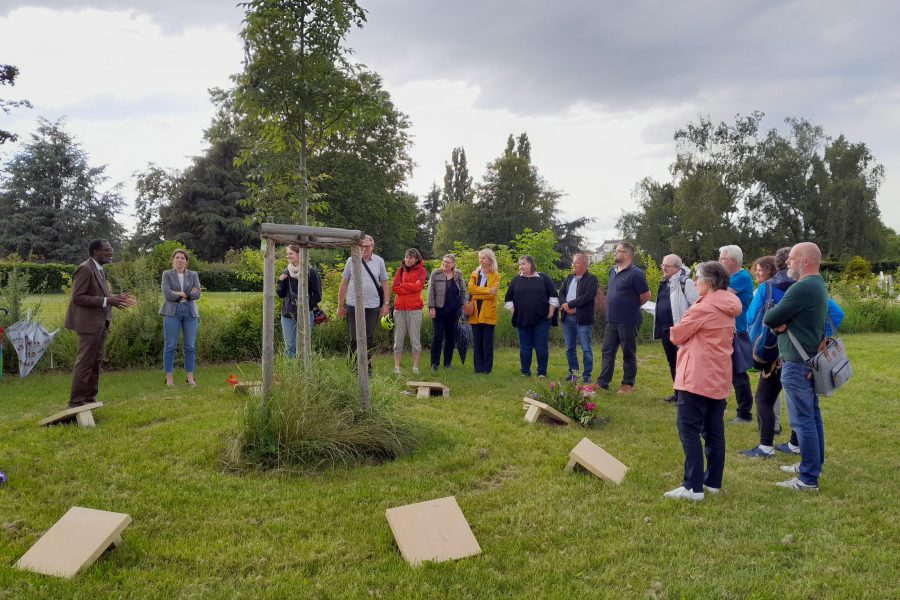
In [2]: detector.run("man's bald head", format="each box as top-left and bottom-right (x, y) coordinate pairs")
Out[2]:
(787, 242), (822, 280)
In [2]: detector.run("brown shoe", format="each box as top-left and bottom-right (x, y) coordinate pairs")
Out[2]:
(617, 384), (634, 395)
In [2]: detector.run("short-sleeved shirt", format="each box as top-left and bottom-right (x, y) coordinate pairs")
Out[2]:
(729, 268), (754, 333)
(606, 264), (650, 325)
(342, 254), (388, 309)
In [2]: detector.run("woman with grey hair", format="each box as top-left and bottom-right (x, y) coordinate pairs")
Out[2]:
(664, 261), (741, 501)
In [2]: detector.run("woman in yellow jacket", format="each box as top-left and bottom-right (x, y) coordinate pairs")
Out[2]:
(467, 248), (502, 374)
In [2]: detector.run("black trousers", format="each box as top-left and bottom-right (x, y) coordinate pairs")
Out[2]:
(754, 363), (783, 446)
(733, 370), (753, 420)
(597, 322), (638, 388)
(347, 306), (379, 372)
(676, 390), (726, 492)
(660, 327), (678, 381)
(472, 324), (495, 374)
(431, 310), (459, 368)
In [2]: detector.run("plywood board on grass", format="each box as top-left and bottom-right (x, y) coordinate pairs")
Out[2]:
(15, 506), (132, 578)
(521, 397), (574, 425)
(406, 381), (450, 398)
(38, 403), (103, 427)
(564, 437), (628, 484)
(385, 496), (480, 566)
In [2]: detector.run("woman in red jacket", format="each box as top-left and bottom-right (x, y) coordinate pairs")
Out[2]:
(392, 248), (427, 374)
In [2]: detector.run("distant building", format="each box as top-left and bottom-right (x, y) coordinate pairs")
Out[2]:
(592, 239), (623, 263)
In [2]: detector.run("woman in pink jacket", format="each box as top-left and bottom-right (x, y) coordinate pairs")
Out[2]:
(664, 261), (742, 501)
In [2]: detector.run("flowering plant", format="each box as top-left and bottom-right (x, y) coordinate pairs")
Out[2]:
(526, 373), (606, 427)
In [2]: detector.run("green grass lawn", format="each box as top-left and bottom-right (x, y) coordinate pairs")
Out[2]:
(1, 334), (898, 598)
(19, 292), (254, 330)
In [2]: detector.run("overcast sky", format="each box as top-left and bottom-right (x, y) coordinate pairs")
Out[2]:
(2, 0), (898, 248)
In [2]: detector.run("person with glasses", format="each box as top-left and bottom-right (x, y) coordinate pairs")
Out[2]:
(664, 261), (741, 501)
(338, 235), (389, 374)
(653, 254), (699, 402)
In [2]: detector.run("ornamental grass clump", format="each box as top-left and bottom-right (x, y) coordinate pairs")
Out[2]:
(527, 375), (608, 427)
(227, 356), (423, 472)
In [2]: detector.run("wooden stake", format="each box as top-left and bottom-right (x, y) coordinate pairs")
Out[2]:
(262, 238), (276, 398)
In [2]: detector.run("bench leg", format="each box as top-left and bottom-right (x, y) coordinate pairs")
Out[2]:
(75, 410), (96, 427)
(564, 457), (579, 473)
(417, 387), (430, 399)
(524, 405), (541, 423)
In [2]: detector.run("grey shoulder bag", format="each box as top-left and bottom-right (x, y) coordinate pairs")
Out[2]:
(785, 318), (852, 397)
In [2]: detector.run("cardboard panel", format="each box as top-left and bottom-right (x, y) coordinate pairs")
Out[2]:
(385, 496), (481, 566)
(15, 506), (132, 578)
(38, 403), (103, 427)
(566, 437), (628, 484)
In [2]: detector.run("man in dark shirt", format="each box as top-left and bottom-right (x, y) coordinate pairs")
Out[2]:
(559, 253), (599, 383)
(764, 242), (829, 492)
(597, 242), (650, 395)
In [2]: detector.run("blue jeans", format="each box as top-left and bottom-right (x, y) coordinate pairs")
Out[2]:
(676, 390), (726, 492)
(516, 318), (551, 376)
(163, 303), (199, 374)
(781, 361), (825, 486)
(280, 313), (314, 358)
(562, 318), (593, 381)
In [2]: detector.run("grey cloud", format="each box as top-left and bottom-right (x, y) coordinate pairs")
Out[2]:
(1, 0), (241, 31)
(351, 0), (900, 116)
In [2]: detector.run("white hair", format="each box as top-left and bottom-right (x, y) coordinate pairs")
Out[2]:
(718, 245), (743, 264)
(663, 254), (682, 268)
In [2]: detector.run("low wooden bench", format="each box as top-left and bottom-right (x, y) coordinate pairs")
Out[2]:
(232, 381), (263, 396)
(521, 396), (574, 425)
(38, 402), (103, 428)
(15, 506), (132, 578)
(406, 381), (450, 399)
(564, 437), (628, 484)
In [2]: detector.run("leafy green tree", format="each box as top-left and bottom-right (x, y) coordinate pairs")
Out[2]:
(470, 133), (559, 247)
(0, 118), (124, 263)
(132, 163), (178, 253)
(1, 65), (31, 147)
(417, 182), (442, 257)
(233, 0), (367, 225)
(552, 215), (592, 270)
(442, 146), (474, 205)
(511, 228), (562, 282)
(433, 201), (477, 255)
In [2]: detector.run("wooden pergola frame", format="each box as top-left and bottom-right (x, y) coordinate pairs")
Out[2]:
(259, 223), (372, 409)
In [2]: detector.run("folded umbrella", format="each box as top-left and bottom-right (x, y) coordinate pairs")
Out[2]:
(4, 313), (59, 378)
(455, 318), (472, 364)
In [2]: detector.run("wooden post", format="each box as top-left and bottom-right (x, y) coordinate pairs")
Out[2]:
(262, 237), (276, 397)
(298, 244), (311, 370)
(350, 243), (371, 410)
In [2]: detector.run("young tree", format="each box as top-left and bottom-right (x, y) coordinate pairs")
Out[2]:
(418, 182), (442, 257)
(0, 118), (124, 263)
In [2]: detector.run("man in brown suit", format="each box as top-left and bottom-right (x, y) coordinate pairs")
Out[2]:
(65, 239), (136, 407)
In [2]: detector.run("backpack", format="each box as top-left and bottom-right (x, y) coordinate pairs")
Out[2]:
(749, 282), (780, 364)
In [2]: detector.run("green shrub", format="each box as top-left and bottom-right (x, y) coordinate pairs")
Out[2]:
(226, 356), (423, 472)
(0, 262), (74, 293)
(842, 256), (872, 282)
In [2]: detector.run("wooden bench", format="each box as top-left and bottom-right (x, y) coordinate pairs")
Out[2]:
(564, 437), (628, 484)
(521, 396), (574, 425)
(15, 506), (132, 578)
(38, 402), (103, 428)
(406, 381), (450, 399)
(232, 381), (263, 396)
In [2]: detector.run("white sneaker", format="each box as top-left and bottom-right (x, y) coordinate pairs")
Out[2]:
(663, 486), (704, 501)
(703, 485), (720, 494)
(394, 367), (401, 375)
(412, 367), (420, 375)
(775, 477), (818, 492)
(780, 462), (801, 474)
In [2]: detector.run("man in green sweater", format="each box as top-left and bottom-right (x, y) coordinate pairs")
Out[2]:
(763, 242), (829, 491)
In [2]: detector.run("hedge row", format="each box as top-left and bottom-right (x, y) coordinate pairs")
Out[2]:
(0, 262), (76, 293)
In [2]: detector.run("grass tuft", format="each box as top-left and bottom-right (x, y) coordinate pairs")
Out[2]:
(227, 356), (423, 472)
